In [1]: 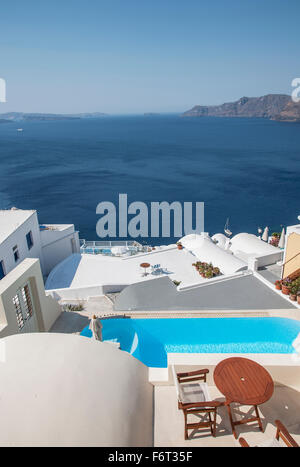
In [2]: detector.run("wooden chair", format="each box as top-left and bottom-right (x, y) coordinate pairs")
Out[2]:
(239, 420), (299, 447)
(172, 365), (222, 439)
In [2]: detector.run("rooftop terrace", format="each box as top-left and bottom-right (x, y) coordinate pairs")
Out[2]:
(45, 246), (206, 291)
(155, 382), (300, 447)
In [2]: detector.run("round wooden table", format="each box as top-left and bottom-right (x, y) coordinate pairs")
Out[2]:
(140, 262), (150, 276)
(213, 357), (274, 438)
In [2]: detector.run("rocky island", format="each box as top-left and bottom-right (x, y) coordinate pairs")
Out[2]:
(0, 112), (108, 122)
(182, 94), (300, 122)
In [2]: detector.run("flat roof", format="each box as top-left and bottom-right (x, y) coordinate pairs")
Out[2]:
(0, 209), (36, 244)
(40, 224), (74, 232)
(45, 247), (207, 290)
(114, 275), (296, 311)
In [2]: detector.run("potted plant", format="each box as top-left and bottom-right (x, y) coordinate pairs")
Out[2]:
(176, 242), (183, 250)
(281, 278), (292, 295)
(173, 280), (181, 287)
(289, 285), (298, 301)
(205, 270), (214, 279)
(275, 280), (282, 290)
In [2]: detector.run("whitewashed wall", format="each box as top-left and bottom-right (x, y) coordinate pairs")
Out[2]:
(0, 258), (61, 337)
(0, 211), (44, 276)
(41, 228), (80, 276)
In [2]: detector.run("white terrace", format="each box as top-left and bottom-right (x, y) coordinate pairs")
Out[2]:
(45, 245), (208, 298)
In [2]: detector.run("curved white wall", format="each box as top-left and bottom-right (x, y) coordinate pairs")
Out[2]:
(230, 233), (279, 256)
(180, 235), (247, 275)
(0, 333), (153, 446)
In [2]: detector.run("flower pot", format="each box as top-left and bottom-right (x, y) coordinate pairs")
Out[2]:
(281, 285), (290, 295)
(177, 245), (183, 250)
(290, 294), (297, 301)
(275, 283), (282, 290)
(297, 295), (300, 305)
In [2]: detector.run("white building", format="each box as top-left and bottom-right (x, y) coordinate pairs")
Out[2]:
(0, 258), (61, 337)
(0, 208), (80, 280)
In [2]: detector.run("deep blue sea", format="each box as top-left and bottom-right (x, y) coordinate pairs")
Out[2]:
(0, 115), (299, 245)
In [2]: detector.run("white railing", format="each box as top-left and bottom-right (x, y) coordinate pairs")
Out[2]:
(80, 239), (141, 248)
(79, 239), (145, 256)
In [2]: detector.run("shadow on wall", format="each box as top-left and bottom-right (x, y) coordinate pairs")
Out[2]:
(45, 254), (82, 289)
(49, 311), (90, 334)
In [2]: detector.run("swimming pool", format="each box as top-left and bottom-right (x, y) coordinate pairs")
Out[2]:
(80, 317), (300, 367)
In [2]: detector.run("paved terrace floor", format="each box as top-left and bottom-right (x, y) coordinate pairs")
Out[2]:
(257, 263), (282, 284)
(46, 247), (205, 290)
(114, 275), (295, 311)
(155, 383), (300, 447)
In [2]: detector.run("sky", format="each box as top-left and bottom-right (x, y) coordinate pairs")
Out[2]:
(0, 0), (299, 114)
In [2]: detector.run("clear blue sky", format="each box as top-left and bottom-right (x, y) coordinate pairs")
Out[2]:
(0, 0), (299, 114)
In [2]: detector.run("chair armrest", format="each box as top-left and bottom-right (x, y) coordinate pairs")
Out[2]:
(275, 420), (299, 447)
(239, 437), (250, 447)
(177, 369), (209, 378)
(182, 400), (222, 409)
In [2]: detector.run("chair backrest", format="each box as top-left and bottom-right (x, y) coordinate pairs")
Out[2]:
(172, 365), (181, 402)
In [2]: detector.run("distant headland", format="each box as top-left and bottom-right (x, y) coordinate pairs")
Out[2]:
(182, 94), (300, 122)
(0, 112), (108, 123)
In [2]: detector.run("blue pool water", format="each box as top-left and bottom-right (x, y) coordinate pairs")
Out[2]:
(80, 317), (300, 367)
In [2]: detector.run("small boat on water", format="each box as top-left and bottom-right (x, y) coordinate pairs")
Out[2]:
(224, 218), (232, 237)
(17, 128), (23, 132)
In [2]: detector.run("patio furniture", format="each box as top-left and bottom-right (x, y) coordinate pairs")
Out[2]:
(214, 357), (274, 439)
(140, 262), (150, 276)
(151, 264), (162, 274)
(172, 365), (222, 439)
(239, 420), (299, 447)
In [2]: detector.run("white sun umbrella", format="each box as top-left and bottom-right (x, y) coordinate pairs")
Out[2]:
(89, 316), (103, 341)
(292, 333), (300, 361)
(278, 227), (285, 249)
(262, 226), (269, 242)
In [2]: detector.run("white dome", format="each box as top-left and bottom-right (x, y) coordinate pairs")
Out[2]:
(192, 237), (247, 274)
(230, 233), (278, 256)
(0, 333), (153, 447)
(181, 235), (247, 275)
(179, 233), (204, 249)
(211, 233), (228, 248)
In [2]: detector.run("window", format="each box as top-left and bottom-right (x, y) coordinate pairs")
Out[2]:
(13, 294), (25, 330)
(0, 260), (5, 280)
(12, 283), (35, 331)
(13, 245), (19, 262)
(21, 284), (33, 319)
(26, 231), (34, 250)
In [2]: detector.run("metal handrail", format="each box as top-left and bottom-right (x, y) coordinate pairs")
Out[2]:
(79, 239), (142, 248)
(283, 251), (300, 267)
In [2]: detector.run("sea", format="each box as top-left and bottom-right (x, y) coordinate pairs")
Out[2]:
(0, 114), (299, 245)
